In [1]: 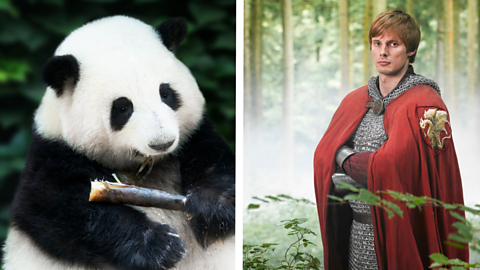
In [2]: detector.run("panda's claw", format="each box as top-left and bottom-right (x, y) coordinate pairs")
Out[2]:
(167, 232), (180, 238)
(120, 223), (186, 270)
(137, 157), (150, 174)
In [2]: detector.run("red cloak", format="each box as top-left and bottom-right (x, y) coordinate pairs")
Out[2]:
(313, 84), (468, 269)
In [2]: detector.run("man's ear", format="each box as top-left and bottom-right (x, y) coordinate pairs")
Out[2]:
(407, 49), (416, 57)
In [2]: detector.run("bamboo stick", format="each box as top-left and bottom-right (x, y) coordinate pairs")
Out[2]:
(89, 180), (186, 212)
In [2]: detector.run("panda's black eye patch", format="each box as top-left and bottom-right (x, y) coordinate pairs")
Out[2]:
(111, 97), (133, 131)
(160, 83), (181, 111)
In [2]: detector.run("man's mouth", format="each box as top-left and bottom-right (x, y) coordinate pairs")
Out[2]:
(378, 61), (390, 66)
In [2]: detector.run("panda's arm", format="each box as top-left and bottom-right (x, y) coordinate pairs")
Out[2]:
(10, 132), (185, 270)
(179, 116), (235, 247)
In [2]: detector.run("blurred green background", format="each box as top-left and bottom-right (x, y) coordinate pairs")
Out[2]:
(0, 0), (235, 261)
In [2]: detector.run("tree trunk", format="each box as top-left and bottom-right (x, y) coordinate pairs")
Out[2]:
(244, 0), (252, 149)
(339, 0), (349, 95)
(436, 6), (444, 88)
(281, 0), (294, 182)
(314, 8), (322, 63)
(373, 0), (387, 17)
(244, 0), (253, 185)
(250, 0), (263, 131)
(443, 0), (455, 108)
(363, 0), (373, 84)
(467, 0), (478, 95)
(478, 0), (480, 90)
(453, 0), (460, 103)
(406, 0), (414, 16)
(349, 38), (354, 91)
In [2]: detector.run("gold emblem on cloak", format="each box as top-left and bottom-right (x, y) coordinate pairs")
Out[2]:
(419, 108), (451, 150)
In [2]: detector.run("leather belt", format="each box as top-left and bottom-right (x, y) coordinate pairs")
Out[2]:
(353, 212), (372, 224)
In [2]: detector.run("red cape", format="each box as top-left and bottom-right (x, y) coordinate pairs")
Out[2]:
(313, 85), (468, 270)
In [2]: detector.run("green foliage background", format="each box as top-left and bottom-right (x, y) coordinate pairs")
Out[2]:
(0, 0), (235, 261)
(244, 199), (322, 267)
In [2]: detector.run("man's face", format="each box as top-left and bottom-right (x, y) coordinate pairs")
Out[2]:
(371, 30), (415, 77)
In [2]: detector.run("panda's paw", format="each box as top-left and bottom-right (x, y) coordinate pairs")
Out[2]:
(120, 223), (186, 270)
(149, 223), (187, 269)
(185, 187), (235, 247)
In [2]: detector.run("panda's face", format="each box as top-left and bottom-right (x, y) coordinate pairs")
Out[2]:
(34, 16), (205, 169)
(107, 82), (181, 159)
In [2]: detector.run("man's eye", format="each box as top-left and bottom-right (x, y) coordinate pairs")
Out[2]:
(374, 42), (380, 46)
(391, 42), (398, 47)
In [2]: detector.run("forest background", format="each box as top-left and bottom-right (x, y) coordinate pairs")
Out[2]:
(0, 0), (235, 266)
(244, 0), (480, 266)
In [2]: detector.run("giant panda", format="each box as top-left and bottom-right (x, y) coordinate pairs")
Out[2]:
(2, 16), (235, 270)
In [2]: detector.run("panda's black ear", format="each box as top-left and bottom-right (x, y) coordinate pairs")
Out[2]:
(155, 17), (188, 52)
(42, 54), (80, 97)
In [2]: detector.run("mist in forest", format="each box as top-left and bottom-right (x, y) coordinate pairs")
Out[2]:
(243, 75), (480, 208)
(449, 91), (480, 207)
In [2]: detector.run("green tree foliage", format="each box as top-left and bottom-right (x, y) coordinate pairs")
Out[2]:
(245, 190), (480, 270)
(0, 0), (235, 260)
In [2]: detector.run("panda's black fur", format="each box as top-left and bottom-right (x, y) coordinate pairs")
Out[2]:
(42, 54), (80, 97)
(4, 16), (235, 270)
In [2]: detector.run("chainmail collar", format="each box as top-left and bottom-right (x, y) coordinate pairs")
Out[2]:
(368, 65), (441, 108)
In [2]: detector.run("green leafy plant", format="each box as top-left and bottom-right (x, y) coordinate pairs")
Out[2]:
(328, 182), (403, 218)
(243, 243), (278, 270)
(247, 194), (315, 210)
(244, 195), (322, 270)
(243, 218), (322, 270)
(429, 253), (479, 270)
(277, 218), (321, 269)
(245, 187), (479, 270)
(329, 182), (480, 269)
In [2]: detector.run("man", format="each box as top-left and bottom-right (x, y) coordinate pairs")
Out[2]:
(314, 9), (468, 270)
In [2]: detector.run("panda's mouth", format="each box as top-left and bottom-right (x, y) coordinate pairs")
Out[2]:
(133, 149), (161, 160)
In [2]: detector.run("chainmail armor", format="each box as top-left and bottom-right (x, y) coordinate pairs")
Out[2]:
(347, 70), (440, 270)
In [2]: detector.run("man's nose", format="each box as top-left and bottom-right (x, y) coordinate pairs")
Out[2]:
(380, 44), (388, 56)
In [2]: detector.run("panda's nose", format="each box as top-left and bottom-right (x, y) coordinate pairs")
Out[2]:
(148, 140), (175, 152)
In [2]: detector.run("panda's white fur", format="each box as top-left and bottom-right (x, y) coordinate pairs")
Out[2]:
(3, 16), (234, 270)
(35, 16), (205, 169)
